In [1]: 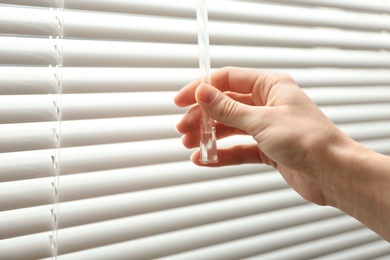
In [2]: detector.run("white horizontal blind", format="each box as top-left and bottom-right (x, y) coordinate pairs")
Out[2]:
(1, 0), (390, 259)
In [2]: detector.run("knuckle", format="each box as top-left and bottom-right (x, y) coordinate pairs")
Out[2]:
(265, 72), (296, 86)
(218, 97), (240, 124)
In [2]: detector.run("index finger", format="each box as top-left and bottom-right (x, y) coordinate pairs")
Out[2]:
(174, 67), (263, 107)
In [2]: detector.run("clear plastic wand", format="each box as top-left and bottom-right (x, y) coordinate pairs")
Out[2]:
(196, 0), (218, 164)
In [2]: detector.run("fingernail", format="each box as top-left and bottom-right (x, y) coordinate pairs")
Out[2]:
(196, 84), (218, 104)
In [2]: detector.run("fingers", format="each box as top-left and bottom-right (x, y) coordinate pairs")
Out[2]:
(174, 67), (263, 107)
(176, 92), (254, 135)
(196, 84), (263, 134)
(190, 144), (264, 167)
(175, 105), (202, 135)
(177, 100), (248, 149)
(225, 92), (254, 106)
(181, 123), (247, 149)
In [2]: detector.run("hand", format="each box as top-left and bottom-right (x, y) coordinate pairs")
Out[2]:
(174, 67), (355, 206)
(175, 67), (390, 241)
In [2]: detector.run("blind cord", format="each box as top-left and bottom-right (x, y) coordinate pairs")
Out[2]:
(50, 1), (64, 259)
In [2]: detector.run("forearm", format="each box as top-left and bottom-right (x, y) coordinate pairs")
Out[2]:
(323, 140), (390, 242)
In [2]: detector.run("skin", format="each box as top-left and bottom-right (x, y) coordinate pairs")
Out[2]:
(174, 67), (390, 242)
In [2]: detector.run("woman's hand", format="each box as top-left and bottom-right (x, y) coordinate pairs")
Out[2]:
(174, 67), (390, 242)
(175, 67), (355, 205)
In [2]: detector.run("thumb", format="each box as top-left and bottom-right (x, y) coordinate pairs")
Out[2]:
(195, 83), (256, 131)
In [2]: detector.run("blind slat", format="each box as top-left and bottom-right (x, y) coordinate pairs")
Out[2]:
(0, 1), (61, 7)
(0, 233), (54, 260)
(0, 36), (59, 65)
(254, 228), (381, 260)
(58, 172), (284, 229)
(288, 69), (390, 87)
(209, 22), (390, 50)
(56, 189), (304, 255)
(0, 122), (56, 153)
(211, 46), (390, 68)
(1, 164), (273, 239)
(56, 204), (342, 259)
(64, 0), (195, 18)
(1, 162), (271, 211)
(316, 239), (390, 260)
(0, 205), (53, 240)
(2, 67), (390, 95)
(62, 114), (180, 146)
(263, 0), (390, 13)
(0, 67), (195, 95)
(61, 67), (195, 93)
(0, 149), (54, 182)
(0, 136), (256, 182)
(338, 121), (390, 141)
(0, 67), (58, 95)
(0, 94), (58, 123)
(3, 131), (390, 183)
(207, 0), (390, 31)
(2, 186), (298, 240)
(65, 41), (390, 68)
(63, 0), (390, 31)
(1, 169), (281, 239)
(0, 5), (60, 36)
(161, 215), (363, 260)
(2, 129), (390, 183)
(0, 138), (189, 181)
(61, 92), (182, 120)
(58, 163), (271, 202)
(306, 87), (390, 105)
(3, 37), (390, 68)
(4, 117), (390, 154)
(0, 177), (54, 211)
(4, 95), (390, 124)
(63, 10), (390, 50)
(64, 10), (196, 43)
(0, 92), (182, 124)
(322, 104), (390, 123)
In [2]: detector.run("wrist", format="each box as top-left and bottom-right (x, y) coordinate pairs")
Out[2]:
(320, 137), (365, 208)
(321, 135), (390, 241)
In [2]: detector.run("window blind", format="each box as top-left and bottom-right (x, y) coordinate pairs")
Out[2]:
(1, 0), (390, 259)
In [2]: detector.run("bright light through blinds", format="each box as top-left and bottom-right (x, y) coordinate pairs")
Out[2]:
(1, 0), (390, 259)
